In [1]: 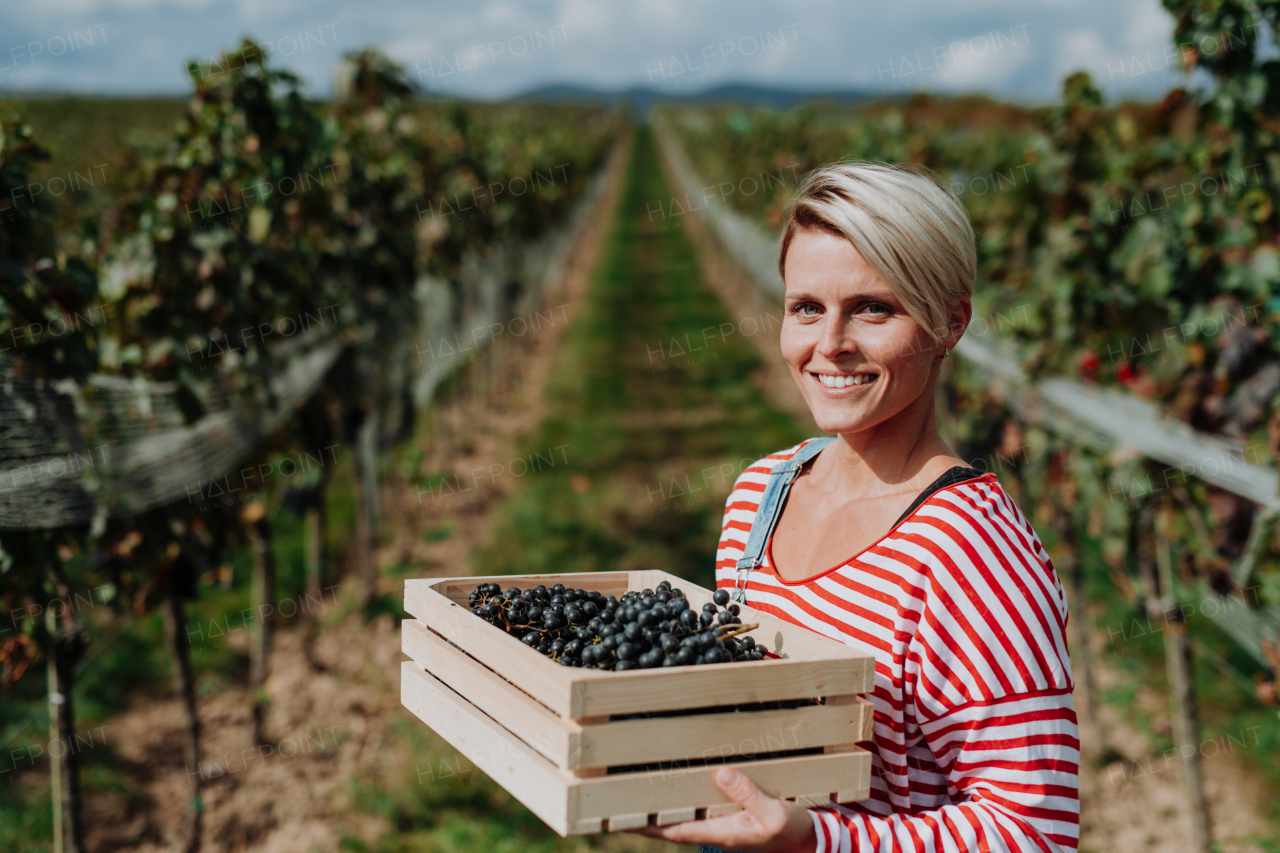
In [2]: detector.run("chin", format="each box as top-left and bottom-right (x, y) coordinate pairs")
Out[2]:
(808, 405), (876, 437)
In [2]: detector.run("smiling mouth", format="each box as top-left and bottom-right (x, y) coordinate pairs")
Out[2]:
(812, 372), (877, 389)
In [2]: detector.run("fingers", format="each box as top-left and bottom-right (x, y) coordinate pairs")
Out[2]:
(630, 814), (746, 845)
(716, 766), (774, 819)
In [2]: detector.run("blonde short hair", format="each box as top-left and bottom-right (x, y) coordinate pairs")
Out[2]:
(778, 161), (976, 342)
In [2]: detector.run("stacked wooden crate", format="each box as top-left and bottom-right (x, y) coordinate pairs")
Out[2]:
(401, 570), (876, 836)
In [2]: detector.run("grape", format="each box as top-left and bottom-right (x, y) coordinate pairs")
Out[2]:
(464, 582), (762, 673)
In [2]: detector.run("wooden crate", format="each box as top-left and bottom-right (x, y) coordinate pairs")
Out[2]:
(401, 570), (876, 835)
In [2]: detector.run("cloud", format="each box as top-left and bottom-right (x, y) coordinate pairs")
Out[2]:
(1051, 0), (1179, 98)
(0, 0), (1188, 102)
(932, 26), (1033, 93)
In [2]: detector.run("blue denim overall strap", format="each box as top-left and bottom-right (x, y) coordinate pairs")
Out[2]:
(730, 437), (836, 604)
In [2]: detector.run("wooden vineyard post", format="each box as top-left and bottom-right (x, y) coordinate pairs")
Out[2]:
(46, 606), (63, 853)
(303, 478), (327, 670)
(45, 564), (86, 853)
(1156, 505), (1212, 853)
(355, 408), (380, 611)
(1137, 503), (1212, 852)
(244, 502), (275, 744)
(162, 577), (203, 853)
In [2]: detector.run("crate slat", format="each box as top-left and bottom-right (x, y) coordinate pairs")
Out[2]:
(571, 660), (869, 719)
(401, 661), (872, 834)
(400, 660), (571, 835)
(402, 619), (579, 766)
(577, 698), (873, 769)
(566, 749), (871, 821)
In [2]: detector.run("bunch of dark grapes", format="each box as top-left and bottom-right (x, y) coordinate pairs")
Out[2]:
(467, 580), (766, 669)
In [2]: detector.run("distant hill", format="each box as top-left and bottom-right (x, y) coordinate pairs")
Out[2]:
(502, 82), (879, 112)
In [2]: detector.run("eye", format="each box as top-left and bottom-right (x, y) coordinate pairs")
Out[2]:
(859, 302), (894, 317)
(788, 302), (821, 317)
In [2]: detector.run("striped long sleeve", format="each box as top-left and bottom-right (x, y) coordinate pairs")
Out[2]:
(715, 441), (1081, 853)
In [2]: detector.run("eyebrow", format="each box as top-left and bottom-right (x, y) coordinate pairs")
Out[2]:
(784, 290), (898, 302)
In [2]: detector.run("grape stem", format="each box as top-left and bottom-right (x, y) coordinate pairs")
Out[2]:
(717, 623), (759, 640)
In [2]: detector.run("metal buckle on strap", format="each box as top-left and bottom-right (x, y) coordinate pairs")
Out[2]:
(732, 557), (758, 603)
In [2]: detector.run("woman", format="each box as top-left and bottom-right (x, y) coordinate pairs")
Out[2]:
(637, 162), (1079, 852)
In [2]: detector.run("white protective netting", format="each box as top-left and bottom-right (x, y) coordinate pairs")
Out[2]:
(0, 330), (343, 530)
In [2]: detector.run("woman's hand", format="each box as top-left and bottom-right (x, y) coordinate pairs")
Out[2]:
(630, 766), (817, 852)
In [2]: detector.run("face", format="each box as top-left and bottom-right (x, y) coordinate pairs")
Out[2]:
(780, 228), (968, 437)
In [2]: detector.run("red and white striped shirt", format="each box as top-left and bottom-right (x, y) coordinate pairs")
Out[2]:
(715, 440), (1080, 853)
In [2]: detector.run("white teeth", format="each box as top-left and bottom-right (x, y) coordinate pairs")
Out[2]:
(816, 373), (875, 388)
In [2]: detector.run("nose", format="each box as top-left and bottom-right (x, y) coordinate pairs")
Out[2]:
(815, 312), (856, 362)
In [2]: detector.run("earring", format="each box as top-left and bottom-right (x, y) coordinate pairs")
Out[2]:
(940, 347), (950, 359)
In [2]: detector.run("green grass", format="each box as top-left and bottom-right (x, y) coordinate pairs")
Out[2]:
(472, 124), (803, 590)
(0, 784), (52, 852)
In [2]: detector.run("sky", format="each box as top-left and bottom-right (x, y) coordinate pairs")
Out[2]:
(0, 0), (1188, 104)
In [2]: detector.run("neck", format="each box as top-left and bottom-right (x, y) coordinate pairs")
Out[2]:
(818, 380), (956, 499)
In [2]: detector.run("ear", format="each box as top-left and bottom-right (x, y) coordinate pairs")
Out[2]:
(943, 298), (972, 352)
